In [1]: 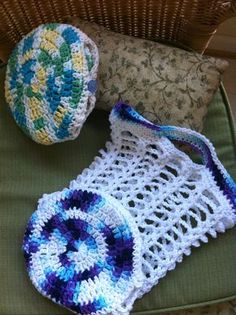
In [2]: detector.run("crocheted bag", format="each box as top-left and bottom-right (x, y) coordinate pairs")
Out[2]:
(23, 103), (236, 314)
(5, 23), (99, 145)
(70, 103), (236, 297)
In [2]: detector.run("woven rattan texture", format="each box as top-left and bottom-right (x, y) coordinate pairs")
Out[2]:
(0, 0), (235, 62)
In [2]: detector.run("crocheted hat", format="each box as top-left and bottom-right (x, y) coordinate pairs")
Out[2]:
(22, 189), (143, 315)
(5, 23), (99, 145)
(70, 103), (236, 298)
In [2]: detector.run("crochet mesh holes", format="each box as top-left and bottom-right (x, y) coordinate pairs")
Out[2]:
(119, 172), (213, 279)
(113, 131), (187, 211)
(81, 128), (223, 280)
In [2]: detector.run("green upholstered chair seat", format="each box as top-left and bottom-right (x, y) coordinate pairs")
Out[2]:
(0, 65), (235, 314)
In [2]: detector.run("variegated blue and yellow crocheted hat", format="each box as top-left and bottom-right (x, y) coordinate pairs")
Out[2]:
(5, 23), (99, 145)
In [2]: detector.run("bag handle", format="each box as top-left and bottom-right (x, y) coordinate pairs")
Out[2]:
(112, 102), (236, 208)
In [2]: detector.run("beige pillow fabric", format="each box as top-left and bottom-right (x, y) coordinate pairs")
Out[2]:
(70, 19), (228, 131)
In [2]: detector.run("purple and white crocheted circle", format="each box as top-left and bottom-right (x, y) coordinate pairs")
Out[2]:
(22, 189), (142, 315)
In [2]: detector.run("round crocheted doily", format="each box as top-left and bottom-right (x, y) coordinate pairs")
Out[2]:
(5, 23), (99, 145)
(22, 189), (143, 315)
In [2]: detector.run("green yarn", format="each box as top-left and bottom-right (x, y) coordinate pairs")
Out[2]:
(8, 48), (18, 73)
(33, 117), (45, 130)
(38, 50), (52, 67)
(54, 56), (63, 76)
(59, 43), (71, 63)
(86, 54), (94, 72)
(45, 23), (57, 30)
(25, 87), (42, 100)
(16, 83), (24, 97)
(70, 78), (85, 108)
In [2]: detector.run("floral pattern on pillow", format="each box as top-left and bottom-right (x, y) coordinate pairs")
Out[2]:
(70, 18), (228, 131)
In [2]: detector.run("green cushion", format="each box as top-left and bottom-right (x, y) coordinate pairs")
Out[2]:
(0, 64), (235, 314)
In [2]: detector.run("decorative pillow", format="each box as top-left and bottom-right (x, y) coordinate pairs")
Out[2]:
(69, 18), (228, 131)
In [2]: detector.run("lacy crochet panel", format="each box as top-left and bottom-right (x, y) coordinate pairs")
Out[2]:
(22, 189), (143, 315)
(70, 103), (236, 297)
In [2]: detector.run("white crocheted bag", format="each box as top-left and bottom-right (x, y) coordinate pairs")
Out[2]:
(70, 102), (236, 298)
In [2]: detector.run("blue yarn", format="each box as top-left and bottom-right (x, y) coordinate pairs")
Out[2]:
(21, 60), (36, 84)
(22, 35), (34, 54)
(56, 113), (72, 139)
(62, 27), (81, 44)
